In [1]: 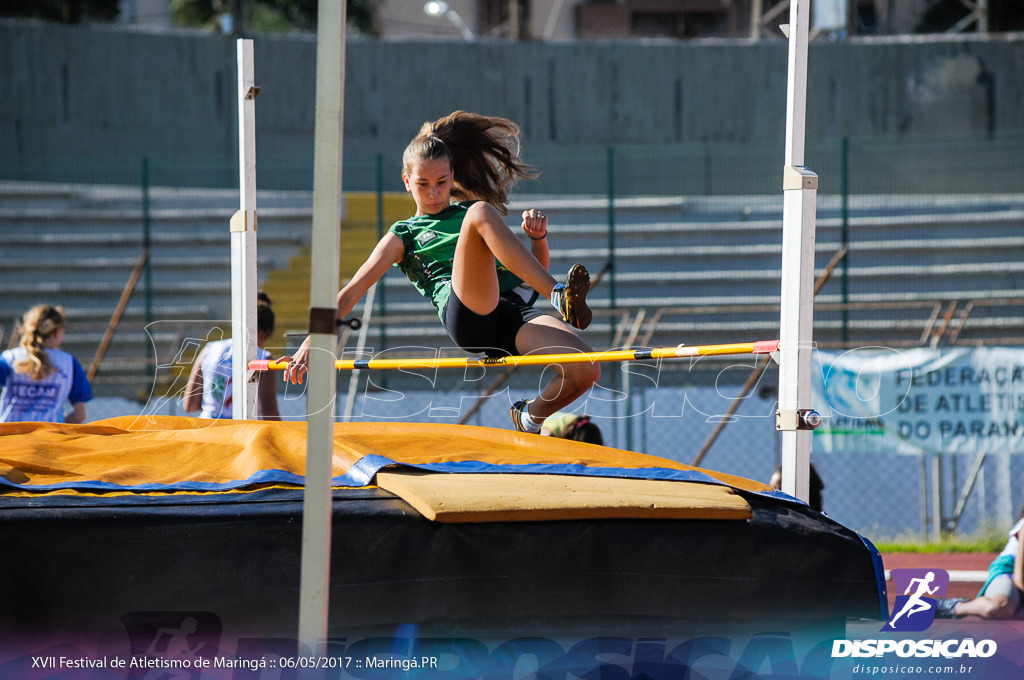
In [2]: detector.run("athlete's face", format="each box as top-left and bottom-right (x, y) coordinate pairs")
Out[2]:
(403, 158), (453, 216)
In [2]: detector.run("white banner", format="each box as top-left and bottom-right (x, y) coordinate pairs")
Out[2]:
(812, 347), (1024, 455)
(813, 0), (848, 32)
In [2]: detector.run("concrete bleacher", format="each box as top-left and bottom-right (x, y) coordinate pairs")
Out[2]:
(0, 182), (310, 399)
(3, 182), (1023, 399)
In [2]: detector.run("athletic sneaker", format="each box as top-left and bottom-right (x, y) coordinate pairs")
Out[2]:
(551, 264), (593, 330)
(510, 398), (541, 434)
(935, 597), (967, 618)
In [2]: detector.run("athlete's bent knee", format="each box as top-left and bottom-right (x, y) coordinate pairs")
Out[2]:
(568, 362), (600, 389)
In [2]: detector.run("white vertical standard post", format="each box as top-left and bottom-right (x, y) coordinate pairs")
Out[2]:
(777, 0), (819, 504)
(298, 2), (346, 657)
(232, 39), (260, 421)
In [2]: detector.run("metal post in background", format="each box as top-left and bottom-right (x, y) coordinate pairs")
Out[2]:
(840, 138), (850, 345)
(920, 454), (930, 541)
(375, 153), (388, 386)
(931, 454), (944, 542)
(606, 146), (617, 341)
(343, 285), (376, 422)
(606, 146), (619, 447)
(142, 157), (154, 381)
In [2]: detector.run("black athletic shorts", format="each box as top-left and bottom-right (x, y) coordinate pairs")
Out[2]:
(442, 287), (546, 357)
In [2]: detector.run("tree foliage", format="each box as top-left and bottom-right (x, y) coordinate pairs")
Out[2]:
(0, 0), (120, 23)
(0, 0), (376, 35)
(917, 0), (1024, 32)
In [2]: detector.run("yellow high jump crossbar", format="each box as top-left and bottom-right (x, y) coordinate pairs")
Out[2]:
(249, 339), (780, 373)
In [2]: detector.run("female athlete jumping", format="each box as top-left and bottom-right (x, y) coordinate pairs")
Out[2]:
(285, 111), (598, 433)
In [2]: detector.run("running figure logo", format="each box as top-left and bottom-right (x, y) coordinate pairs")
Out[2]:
(882, 568), (949, 632)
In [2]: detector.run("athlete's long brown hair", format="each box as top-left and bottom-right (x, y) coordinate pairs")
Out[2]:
(14, 304), (66, 380)
(402, 111), (538, 215)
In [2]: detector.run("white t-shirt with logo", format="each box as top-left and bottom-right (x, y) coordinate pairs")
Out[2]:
(0, 347), (93, 423)
(198, 339), (270, 419)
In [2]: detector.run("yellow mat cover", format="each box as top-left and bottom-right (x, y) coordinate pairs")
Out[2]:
(0, 416), (768, 521)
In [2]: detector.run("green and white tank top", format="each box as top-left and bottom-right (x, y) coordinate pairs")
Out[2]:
(389, 201), (525, 319)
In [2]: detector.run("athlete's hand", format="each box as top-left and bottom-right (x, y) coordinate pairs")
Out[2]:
(282, 336), (311, 385)
(521, 208), (548, 241)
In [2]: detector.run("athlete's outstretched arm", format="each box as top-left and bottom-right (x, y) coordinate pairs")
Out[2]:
(284, 233), (404, 385)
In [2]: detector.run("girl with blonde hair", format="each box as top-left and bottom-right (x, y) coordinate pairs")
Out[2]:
(1, 304), (93, 423)
(285, 111), (598, 432)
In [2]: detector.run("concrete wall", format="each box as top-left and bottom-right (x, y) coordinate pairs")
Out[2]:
(3, 19), (1023, 189)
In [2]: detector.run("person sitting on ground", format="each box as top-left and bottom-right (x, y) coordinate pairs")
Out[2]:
(283, 110), (598, 433)
(0, 304), (93, 423)
(183, 293), (280, 420)
(541, 412), (604, 445)
(936, 505), (1024, 619)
